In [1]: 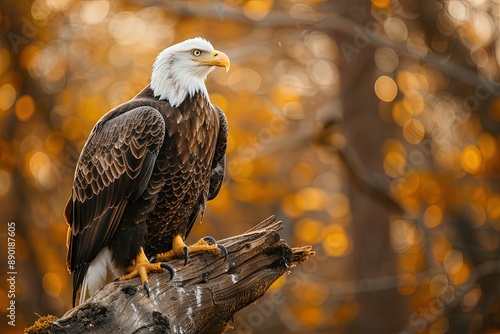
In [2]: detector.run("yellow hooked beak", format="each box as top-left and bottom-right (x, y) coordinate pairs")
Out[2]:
(194, 50), (230, 72)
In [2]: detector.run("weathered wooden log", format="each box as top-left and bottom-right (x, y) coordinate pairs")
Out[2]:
(26, 216), (314, 333)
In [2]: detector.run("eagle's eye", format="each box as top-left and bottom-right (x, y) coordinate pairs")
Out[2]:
(192, 49), (202, 57)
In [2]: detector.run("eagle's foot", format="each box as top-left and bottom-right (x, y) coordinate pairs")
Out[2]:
(201, 236), (228, 261)
(155, 234), (228, 266)
(120, 247), (174, 297)
(189, 236), (228, 261)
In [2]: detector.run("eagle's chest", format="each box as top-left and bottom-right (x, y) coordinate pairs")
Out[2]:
(147, 103), (219, 220)
(160, 105), (218, 172)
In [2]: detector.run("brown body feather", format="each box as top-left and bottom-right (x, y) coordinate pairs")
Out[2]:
(65, 86), (227, 305)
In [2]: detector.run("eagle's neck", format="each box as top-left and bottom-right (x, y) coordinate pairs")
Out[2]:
(150, 57), (210, 108)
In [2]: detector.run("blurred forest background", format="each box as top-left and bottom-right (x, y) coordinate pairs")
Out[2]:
(1, 0), (500, 333)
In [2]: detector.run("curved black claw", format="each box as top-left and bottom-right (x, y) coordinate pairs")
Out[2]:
(203, 236), (217, 245)
(218, 244), (228, 262)
(202, 236), (227, 260)
(161, 263), (175, 280)
(144, 280), (150, 297)
(183, 246), (189, 266)
(149, 255), (156, 263)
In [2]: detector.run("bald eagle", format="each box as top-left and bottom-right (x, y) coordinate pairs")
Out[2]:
(65, 38), (230, 306)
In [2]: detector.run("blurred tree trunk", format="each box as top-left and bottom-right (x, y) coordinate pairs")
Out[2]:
(1, 0), (49, 325)
(334, 1), (408, 332)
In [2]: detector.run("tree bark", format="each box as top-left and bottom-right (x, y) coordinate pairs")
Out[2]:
(26, 216), (313, 334)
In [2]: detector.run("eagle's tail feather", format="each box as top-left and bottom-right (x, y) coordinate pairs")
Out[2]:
(78, 247), (119, 306)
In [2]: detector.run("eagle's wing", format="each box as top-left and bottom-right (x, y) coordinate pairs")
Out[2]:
(65, 106), (165, 301)
(208, 105), (228, 200)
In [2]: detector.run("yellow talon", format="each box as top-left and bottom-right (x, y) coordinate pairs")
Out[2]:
(120, 247), (173, 296)
(155, 234), (228, 265)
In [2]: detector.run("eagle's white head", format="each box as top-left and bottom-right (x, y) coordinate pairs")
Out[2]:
(150, 37), (230, 107)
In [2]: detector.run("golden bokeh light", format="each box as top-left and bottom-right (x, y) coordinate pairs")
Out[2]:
(432, 233), (452, 262)
(443, 249), (463, 275)
(477, 132), (497, 161)
(384, 18), (408, 43)
(37, 162), (59, 190)
(461, 287), (481, 312)
(291, 162), (315, 187)
(403, 90), (425, 116)
(20, 43), (41, 72)
(383, 151), (406, 178)
(390, 219), (416, 253)
(29, 151), (50, 178)
(79, 0), (110, 24)
(327, 193), (350, 218)
(208, 185), (232, 213)
(109, 12), (148, 46)
(43, 272), (63, 297)
(374, 47), (399, 73)
(296, 281), (329, 306)
(0, 84), (17, 111)
(431, 34), (449, 53)
(486, 195), (500, 222)
(61, 116), (84, 141)
(392, 100), (413, 126)
(429, 274), (448, 296)
(0, 48), (10, 75)
(371, 0), (391, 9)
(460, 145), (483, 174)
(0, 169), (12, 196)
(429, 317), (449, 334)
(374, 75), (398, 102)
(281, 194), (304, 218)
(446, 0), (468, 22)
(294, 218), (323, 244)
(15, 95), (36, 122)
(283, 101), (304, 120)
(295, 304), (324, 328)
(420, 178), (441, 204)
(382, 138), (407, 156)
(423, 204), (443, 228)
(322, 224), (350, 256)
(398, 246), (425, 272)
(233, 181), (266, 202)
(243, 0), (273, 20)
(309, 59), (337, 87)
(295, 187), (328, 211)
(402, 197), (423, 217)
(450, 262), (470, 285)
(228, 68), (262, 93)
(45, 131), (66, 155)
(471, 12), (494, 47)
(403, 119), (425, 145)
(397, 71), (420, 93)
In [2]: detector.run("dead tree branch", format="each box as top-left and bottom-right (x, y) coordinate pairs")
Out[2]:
(26, 216), (314, 334)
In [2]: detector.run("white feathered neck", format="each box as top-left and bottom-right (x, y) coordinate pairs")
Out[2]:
(150, 37), (215, 107)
